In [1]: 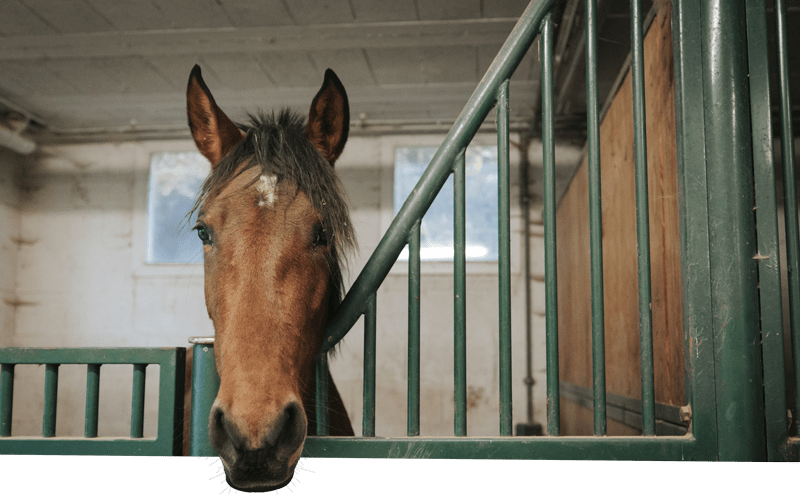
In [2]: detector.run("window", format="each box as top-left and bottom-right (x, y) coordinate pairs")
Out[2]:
(394, 145), (498, 262)
(146, 152), (209, 264)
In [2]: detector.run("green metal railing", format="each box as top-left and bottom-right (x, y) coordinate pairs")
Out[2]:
(0, 348), (185, 456)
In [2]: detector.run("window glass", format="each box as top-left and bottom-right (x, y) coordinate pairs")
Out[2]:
(394, 146), (498, 261)
(146, 152), (209, 264)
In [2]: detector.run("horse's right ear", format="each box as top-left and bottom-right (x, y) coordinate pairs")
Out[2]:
(187, 65), (243, 168)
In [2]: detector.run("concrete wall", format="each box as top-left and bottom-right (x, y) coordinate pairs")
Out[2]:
(1, 148), (23, 348)
(4, 134), (581, 439)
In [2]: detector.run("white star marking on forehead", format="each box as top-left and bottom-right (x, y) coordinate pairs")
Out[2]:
(255, 175), (278, 208)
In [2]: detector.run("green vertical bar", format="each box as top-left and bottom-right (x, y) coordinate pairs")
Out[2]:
(42, 363), (59, 438)
(745, 0), (789, 461)
(190, 340), (220, 456)
(1, 364), (14, 437)
(585, 0), (606, 436)
(774, 0), (800, 420)
(131, 363), (146, 438)
(454, 148), (467, 437)
(630, 0), (655, 437)
(408, 221), (421, 437)
(363, 293), (376, 437)
(315, 355), (329, 437)
(84, 364), (100, 438)
(701, 0), (765, 461)
(497, 79), (513, 437)
(542, 13), (560, 437)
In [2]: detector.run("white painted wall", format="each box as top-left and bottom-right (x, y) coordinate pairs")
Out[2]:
(1, 149), (23, 348)
(4, 134), (582, 440)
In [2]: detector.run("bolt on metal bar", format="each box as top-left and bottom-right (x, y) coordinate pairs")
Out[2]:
(43, 363), (59, 437)
(131, 363), (146, 438)
(320, 0), (559, 353)
(774, 0), (800, 418)
(407, 220), (421, 437)
(190, 340), (220, 456)
(84, 364), (100, 438)
(1, 364), (14, 437)
(630, 0), (655, 437)
(454, 148), (467, 437)
(363, 293), (377, 437)
(497, 79), (513, 437)
(542, 12), (560, 437)
(315, 355), (329, 436)
(585, 0), (607, 436)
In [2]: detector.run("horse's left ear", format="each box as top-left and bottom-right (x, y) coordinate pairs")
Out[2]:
(306, 69), (349, 166)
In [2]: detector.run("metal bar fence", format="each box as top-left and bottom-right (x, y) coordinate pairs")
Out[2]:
(0, 348), (185, 456)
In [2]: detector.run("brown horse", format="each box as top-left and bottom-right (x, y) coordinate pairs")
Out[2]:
(186, 65), (355, 492)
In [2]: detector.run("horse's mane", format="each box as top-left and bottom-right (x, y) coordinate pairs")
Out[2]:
(190, 109), (356, 315)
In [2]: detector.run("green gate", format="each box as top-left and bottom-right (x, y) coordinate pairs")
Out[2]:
(1, 0), (798, 461)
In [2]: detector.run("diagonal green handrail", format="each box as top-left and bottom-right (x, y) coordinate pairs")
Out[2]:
(320, 0), (557, 353)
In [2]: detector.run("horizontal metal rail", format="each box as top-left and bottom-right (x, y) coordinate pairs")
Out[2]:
(0, 348), (185, 456)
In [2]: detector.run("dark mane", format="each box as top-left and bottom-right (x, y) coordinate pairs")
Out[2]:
(190, 109), (355, 312)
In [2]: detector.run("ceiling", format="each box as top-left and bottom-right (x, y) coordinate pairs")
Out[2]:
(0, 0), (796, 147)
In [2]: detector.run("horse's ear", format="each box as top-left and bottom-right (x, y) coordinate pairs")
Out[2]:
(306, 69), (349, 166)
(187, 65), (243, 168)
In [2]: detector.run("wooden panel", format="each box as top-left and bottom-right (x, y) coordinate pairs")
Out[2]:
(349, 0), (417, 22)
(284, 0), (354, 25)
(150, 0), (232, 29)
(218, 0), (294, 27)
(88, 0), (173, 31)
(556, 5), (683, 435)
(22, 0), (113, 33)
(417, 0), (481, 20)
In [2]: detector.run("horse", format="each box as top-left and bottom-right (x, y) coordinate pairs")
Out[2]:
(185, 64), (356, 492)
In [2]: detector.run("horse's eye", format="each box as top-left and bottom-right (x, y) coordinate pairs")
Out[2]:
(312, 224), (327, 248)
(195, 225), (211, 245)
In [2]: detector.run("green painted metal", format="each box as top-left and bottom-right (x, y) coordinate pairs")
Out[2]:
(745, 0), (790, 462)
(672, 0), (719, 461)
(541, 12), (560, 438)
(131, 364), (146, 438)
(497, 79), (513, 437)
(774, 0), (800, 423)
(320, 0), (558, 353)
(407, 220), (421, 437)
(701, 0), (765, 461)
(315, 355), (329, 436)
(585, 0), (607, 437)
(363, 294), (377, 437)
(43, 364), (58, 438)
(1, 364), (13, 437)
(453, 148), (467, 437)
(0, 347), (185, 456)
(190, 340), (219, 457)
(630, 0), (655, 437)
(303, 435), (696, 460)
(84, 364), (100, 438)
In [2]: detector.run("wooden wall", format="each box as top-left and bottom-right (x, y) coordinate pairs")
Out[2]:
(556, 4), (684, 435)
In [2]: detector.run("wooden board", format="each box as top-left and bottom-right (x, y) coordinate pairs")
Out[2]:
(556, 4), (684, 434)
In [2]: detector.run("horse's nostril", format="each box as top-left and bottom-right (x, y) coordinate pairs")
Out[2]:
(270, 401), (306, 459)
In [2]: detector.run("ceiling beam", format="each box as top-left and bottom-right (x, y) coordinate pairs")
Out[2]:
(0, 18), (519, 61)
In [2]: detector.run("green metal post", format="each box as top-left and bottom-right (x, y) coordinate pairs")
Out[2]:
(84, 364), (100, 438)
(363, 293), (376, 437)
(701, 0), (765, 461)
(315, 355), (329, 437)
(630, 0), (655, 437)
(131, 364), (146, 438)
(542, 13), (560, 437)
(190, 339), (220, 456)
(1, 364), (14, 437)
(454, 148), (467, 437)
(497, 79), (513, 437)
(745, 0), (789, 461)
(585, 0), (607, 436)
(774, 0), (800, 420)
(408, 220), (421, 437)
(43, 363), (59, 438)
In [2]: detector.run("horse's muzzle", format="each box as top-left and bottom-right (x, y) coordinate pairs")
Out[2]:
(209, 400), (307, 492)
